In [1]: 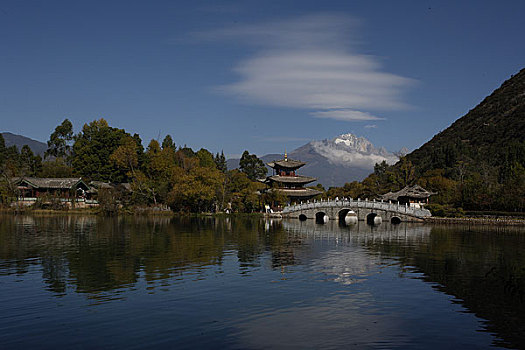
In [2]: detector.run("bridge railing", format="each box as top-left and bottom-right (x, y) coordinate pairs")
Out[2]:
(282, 198), (432, 217)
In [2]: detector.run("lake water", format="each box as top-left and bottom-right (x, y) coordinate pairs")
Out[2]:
(0, 215), (524, 349)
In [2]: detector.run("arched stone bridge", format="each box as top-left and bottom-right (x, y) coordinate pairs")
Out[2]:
(282, 198), (432, 224)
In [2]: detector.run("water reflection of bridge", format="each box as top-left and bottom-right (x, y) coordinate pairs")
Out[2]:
(277, 219), (432, 286)
(281, 219), (432, 243)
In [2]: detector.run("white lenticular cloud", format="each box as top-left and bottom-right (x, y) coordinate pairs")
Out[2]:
(311, 110), (383, 121)
(210, 14), (414, 121)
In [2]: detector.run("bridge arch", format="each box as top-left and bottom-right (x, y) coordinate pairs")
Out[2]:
(366, 213), (382, 225)
(281, 199), (431, 222)
(391, 216), (401, 224)
(299, 214), (307, 221)
(338, 209), (357, 225)
(315, 211), (329, 224)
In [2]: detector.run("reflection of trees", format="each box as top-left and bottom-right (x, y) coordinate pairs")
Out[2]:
(0, 215), (307, 300)
(41, 255), (68, 294)
(363, 224), (525, 349)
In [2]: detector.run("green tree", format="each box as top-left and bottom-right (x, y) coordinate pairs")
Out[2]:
(196, 148), (215, 168)
(239, 150), (267, 181)
(0, 134), (14, 205)
(40, 158), (74, 178)
(110, 136), (139, 174)
(262, 184), (288, 209)
(4, 146), (21, 176)
(168, 166), (225, 212)
(215, 151), (227, 173)
(0, 134), (6, 170)
(226, 169), (262, 212)
(19, 145), (42, 176)
(130, 139), (178, 205)
(132, 133), (146, 169)
(398, 156), (416, 187)
(72, 119), (130, 182)
(175, 147), (198, 170)
(162, 135), (176, 151)
(45, 119), (74, 160)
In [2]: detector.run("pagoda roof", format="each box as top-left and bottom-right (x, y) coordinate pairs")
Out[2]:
(267, 158), (306, 169)
(265, 175), (317, 185)
(380, 185), (437, 201)
(268, 188), (322, 198)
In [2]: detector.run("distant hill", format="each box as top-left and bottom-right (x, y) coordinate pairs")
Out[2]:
(1, 132), (47, 156)
(228, 133), (401, 187)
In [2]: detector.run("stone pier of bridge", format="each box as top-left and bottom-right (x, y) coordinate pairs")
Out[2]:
(282, 198), (432, 223)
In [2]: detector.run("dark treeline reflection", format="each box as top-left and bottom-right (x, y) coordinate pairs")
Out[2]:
(374, 225), (525, 349)
(0, 215), (300, 298)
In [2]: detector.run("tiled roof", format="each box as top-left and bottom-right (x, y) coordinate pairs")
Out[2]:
(267, 175), (316, 184)
(267, 159), (306, 169)
(381, 185), (437, 201)
(15, 177), (88, 190)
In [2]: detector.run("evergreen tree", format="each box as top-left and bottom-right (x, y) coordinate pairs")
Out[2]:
(196, 148), (215, 168)
(132, 133), (146, 168)
(3, 145), (21, 176)
(0, 133), (6, 170)
(20, 145), (42, 176)
(239, 150), (267, 181)
(45, 119), (74, 160)
(214, 151), (227, 173)
(162, 134), (176, 150)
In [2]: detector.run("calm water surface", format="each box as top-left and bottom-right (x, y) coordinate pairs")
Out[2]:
(0, 215), (524, 349)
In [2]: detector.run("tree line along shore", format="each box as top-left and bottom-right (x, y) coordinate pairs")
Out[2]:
(1, 117), (524, 219)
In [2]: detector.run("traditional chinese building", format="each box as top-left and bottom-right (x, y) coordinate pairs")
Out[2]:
(13, 177), (90, 199)
(261, 153), (322, 204)
(380, 184), (436, 207)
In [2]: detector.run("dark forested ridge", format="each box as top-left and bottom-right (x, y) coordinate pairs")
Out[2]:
(404, 68), (525, 212)
(407, 68), (525, 175)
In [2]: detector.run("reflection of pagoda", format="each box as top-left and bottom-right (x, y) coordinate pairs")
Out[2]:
(261, 153), (322, 203)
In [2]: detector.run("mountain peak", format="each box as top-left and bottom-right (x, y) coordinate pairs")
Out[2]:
(332, 133), (373, 152)
(228, 133), (404, 187)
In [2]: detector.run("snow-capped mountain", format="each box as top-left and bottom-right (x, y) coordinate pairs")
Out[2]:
(228, 133), (403, 187)
(283, 133), (400, 187)
(306, 133), (398, 168)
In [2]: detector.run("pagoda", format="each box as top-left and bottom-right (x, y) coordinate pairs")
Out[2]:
(261, 152), (322, 203)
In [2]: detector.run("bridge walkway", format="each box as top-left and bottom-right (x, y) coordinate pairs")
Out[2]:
(282, 198), (432, 223)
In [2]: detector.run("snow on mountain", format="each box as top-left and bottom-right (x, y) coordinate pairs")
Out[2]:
(306, 133), (398, 168)
(228, 133), (403, 187)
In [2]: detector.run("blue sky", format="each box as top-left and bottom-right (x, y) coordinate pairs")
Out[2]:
(1, 0), (524, 157)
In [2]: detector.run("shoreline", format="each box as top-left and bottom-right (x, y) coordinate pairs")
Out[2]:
(2, 208), (525, 226)
(424, 216), (525, 226)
